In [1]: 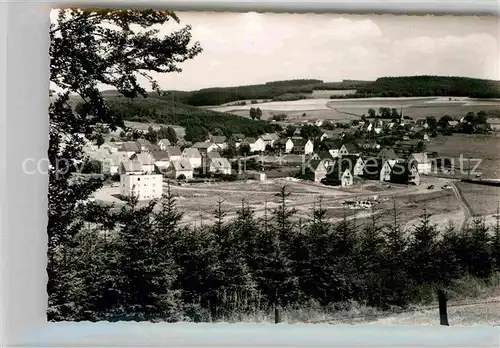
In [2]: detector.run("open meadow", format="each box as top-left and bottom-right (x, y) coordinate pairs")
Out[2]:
(208, 96), (500, 123)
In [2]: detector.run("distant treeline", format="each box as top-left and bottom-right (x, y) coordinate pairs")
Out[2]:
(100, 79), (370, 107)
(106, 97), (281, 142)
(352, 76), (500, 98)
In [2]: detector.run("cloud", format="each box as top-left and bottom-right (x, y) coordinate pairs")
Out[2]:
(50, 10), (499, 90)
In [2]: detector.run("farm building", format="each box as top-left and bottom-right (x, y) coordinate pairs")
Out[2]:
(292, 139), (314, 155)
(119, 158), (143, 175)
(182, 147), (202, 168)
(408, 153), (431, 174)
(170, 159), (194, 181)
(274, 138), (294, 154)
(319, 130), (335, 141)
(377, 147), (399, 168)
(157, 138), (171, 150)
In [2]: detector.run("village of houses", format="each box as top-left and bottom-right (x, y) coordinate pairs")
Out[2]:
(73, 108), (491, 227)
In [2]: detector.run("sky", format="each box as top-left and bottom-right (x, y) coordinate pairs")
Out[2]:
(51, 11), (500, 91)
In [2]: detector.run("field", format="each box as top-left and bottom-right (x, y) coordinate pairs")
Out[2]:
(426, 134), (500, 179)
(455, 182), (500, 218)
(208, 96), (500, 123)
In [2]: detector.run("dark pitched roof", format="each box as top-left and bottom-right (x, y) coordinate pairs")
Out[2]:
(275, 138), (292, 145)
(244, 137), (258, 144)
(293, 138), (310, 147)
(119, 141), (141, 153)
(341, 143), (359, 153)
(377, 147), (398, 161)
(150, 151), (170, 161)
(231, 133), (246, 141)
(207, 151), (221, 159)
(165, 146), (182, 157)
(193, 142), (216, 149)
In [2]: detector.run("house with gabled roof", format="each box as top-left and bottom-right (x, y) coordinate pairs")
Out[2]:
(303, 159), (330, 183)
(192, 142), (220, 154)
(311, 151), (336, 168)
(408, 152), (431, 174)
(207, 135), (228, 150)
(182, 147), (202, 168)
(118, 141), (141, 157)
(242, 137), (265, 153)
(169, 158), (193, 181)
(151, 151), (171, 171)
(261, 133), (280, 147)
(135, 138), (151, 152)
(390, 161), (421, 185)
(108, 153), (131, 175)
(130, 152), (156, 173)
(321, 159), (354, 187)
(230, 133), (246, 148)
(119, 158), (144, 175)
(292, 138), (314, 155)
(340, 155), (365, 176)
(208, 157), (232, 175)
(339, 143), (360, 157)
(363, 158), (393, 181)
(377, 147), (399, 168)
(165, 146), (182, 162)
(274, 138), (294, 154)
(157, 138), (171, 150)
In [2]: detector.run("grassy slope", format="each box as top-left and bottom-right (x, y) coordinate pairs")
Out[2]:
(106, 96), (281, 141)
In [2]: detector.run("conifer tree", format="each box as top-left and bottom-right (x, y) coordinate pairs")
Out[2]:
(490, 205), (500, 271)
(381, 200), (411, 307)
(406, 207), (440, 285)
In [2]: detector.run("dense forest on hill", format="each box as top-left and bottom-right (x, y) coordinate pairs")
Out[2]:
(102, 79), (371, 106)
(353, 76), (500, 98)
(106, 97), (281, 142)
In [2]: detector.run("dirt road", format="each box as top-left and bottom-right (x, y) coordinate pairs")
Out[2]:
(450, 181), (473, 229)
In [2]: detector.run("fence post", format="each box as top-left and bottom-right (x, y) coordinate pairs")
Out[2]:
(437, 289), (449, 326)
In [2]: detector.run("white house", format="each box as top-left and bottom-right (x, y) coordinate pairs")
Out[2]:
(119, 159), (163, 201)
(136, 138), (152, 152)
(151, 151), (171, 172)
(274, 138), (294, 154)
(170, 158), (194, 181)
(182, 147), (202, 168)
(293, 139), (314, 155)
(313, 119), (324, 127)
(328, 149), (340, 158)
(165, 146), (182, 162)
(209, 157), (232, 175)
(207, 135), (228, 150)
(241, 137), (265, 153)
(307, 160), (330, 183)
(261, 133), (280, 147)
(118, 141), (141, 157)
(341, 155), (365, 176)
(108, 153), (131, 175)
(158, 138), (171, 151)
(408, 153), (431, 174)
(339, 169), (354, 187)
(130, 152), (156, 173)
(192, 142), (220, 154)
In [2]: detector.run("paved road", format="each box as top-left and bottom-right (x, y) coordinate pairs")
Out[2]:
(450, 181), (473, 230)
